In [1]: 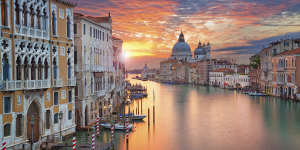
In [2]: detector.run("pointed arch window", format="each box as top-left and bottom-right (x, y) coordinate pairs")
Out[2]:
(52, 10), (56, 35)
(30, 5), (34, 28)
(16, 56), (21, 80)
(44, 59), (48, 79)
(38, 58), (42, 80)
(36, 8), (41, 29)
(1, 0), (8, 26)
(15, 1), (20, 25)
(2, 53), (9, 80)
(24, 57), (29, 80)
(22, 3), (27, 26)
(43, 8), (47, 30)
(67, 16), (71, 38)
(31, 59), (36, 80)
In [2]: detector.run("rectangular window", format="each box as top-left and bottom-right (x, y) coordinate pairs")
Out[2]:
(4, 97), (11, 113)
(107, 33), (108, 41)
(102, 32), (104, 41)
(68, 110), (72, 120)
(46, 110), (51, 129)
(16, 114), (23, 137)
(100, 31), (102, 40)
(74, 23), (77, 34)
(83, 24), (86, 35)
(68, 90), (72, 102)
(90, 27), (92, 37)
(74, 50), (77, 64)
(54, 113), (58, 124)
(54, 92), (59, 105)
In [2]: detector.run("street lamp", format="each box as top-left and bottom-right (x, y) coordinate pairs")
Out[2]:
(30, 115), (35, 150)
(58, 111), (63, 141)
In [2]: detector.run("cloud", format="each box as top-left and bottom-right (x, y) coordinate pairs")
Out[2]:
(72, 0), (300, 68)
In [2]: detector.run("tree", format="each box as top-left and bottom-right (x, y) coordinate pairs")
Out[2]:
(250, 54), (260, 69)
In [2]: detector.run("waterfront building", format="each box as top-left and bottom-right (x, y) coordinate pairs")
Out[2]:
(270, 48), (300, 99)
(74, 13), (115, 127)
(112, 36), (126, 110)
(209, 68), (234, 88)
(0, 0), (76, 149)
(258, 39), (300, 95)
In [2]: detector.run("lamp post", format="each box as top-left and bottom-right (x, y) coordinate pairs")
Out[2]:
(58, 111), (63, 141)
(30, 114), (35, 150)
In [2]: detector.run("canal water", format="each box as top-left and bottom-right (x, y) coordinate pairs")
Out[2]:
(69, 77), (300, 150)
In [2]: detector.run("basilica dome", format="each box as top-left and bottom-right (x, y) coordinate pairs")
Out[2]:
(194, 42), (206, 55)
(170, 32), (192, 61)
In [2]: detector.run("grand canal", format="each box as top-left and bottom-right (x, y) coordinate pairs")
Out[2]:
(70, 77), (300, 150)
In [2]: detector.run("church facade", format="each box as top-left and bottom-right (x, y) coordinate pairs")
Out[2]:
(160, 32), (211, 84)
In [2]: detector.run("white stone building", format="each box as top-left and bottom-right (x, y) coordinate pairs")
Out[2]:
(74, 13), (115, 127)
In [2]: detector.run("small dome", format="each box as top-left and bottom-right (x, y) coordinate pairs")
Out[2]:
(171, 32), (192, 57)
(194, 41), (206, 55)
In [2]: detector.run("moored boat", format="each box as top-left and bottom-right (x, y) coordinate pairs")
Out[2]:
(100, 123), (133, 130)
(120, 114), (147, 120)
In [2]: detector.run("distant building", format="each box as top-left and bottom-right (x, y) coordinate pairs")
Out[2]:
(159, 32), (211, 84)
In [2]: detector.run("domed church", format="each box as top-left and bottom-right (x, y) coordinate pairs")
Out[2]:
(170, 32), (210, 62)
(170, 32), (193, 61)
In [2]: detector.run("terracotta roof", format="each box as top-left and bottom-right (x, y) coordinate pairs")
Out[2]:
(87, 16), (111, 23)
(277, 48), (300, 56)
(211, 68), (234, 73)
(74, 13), (111, 23)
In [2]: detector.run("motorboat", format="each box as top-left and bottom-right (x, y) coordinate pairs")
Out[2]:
(248, 92), (268, 96)
(120, 114), (147, 120)
(100, 123), (133, 130)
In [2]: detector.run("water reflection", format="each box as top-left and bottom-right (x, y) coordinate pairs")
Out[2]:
(69, 77), (300, 150)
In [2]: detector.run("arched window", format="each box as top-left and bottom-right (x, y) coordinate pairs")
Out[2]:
(16, 56), (21, 80)
(44, 59), (48, 79)
(15, 1), (20, 25)
(52, 10), (56, 35)
(67, 58), (71, 78)
(30, 5), (34, 28)
(22, 3), (27, 26)
(53, 58), (57, 79)
(36, 8), (41, 29)
(67, 16), (71, 38)
(38, 58), (42, 80)
(3, 124), (11, 137)
(31, 59), (36, 80)
(43, 8), (47, 30)
(1, 0), (8, 26)
(2, 53), (9, 80)
(24, 57), (29, 80)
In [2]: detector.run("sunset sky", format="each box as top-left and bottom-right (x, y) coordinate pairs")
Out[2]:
(72, 0), (300, 69)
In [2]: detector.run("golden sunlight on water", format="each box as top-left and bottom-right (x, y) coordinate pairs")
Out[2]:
(107, 76), (300, 150)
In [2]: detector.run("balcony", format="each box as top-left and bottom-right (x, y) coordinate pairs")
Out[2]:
(0, 80), (51, 91)
(96, 90), (105, 97)
(91, 65), (104, 72)
(83, 64), (90, 72)
(68, 78), (76, 86)
(53, 79), (63, 88)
